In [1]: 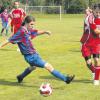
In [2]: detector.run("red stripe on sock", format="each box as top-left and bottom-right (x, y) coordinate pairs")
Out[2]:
(90, 65), (95, 73)
(94, 67), (100, 80)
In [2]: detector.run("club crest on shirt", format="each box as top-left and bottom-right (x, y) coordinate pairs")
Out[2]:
(13, 14), (20, 18)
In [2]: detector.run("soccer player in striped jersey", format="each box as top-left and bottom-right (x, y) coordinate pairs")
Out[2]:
(0, 16), (75, 84)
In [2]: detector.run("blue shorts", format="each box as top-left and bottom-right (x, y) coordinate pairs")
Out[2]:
(24, 53), (46, 68)
(2, 21), (8, 29)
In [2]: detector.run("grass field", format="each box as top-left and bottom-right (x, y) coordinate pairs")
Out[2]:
(0, 14), (100, 100)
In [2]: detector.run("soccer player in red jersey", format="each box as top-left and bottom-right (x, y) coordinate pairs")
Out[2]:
(10, 1), (26, 34)
(80, 4), (100, 85)
(80, 7), (95, 73)
(90, 4), (100, 85)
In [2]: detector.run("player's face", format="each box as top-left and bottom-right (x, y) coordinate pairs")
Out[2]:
(85, 9), (92, 15)
(93, 9), (100, 18)
(27, 21), (35, 30)
(4, 9), (7, 13)
(86, 10), (90, 15)
(14, 2), (19, 9)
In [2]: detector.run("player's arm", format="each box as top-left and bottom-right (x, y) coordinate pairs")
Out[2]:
(90, 23), (100, 34)
(88, 15), (100, 34)
(30, 29), (51, 39)
(0, 40), (9, 48)
(37, 30), (51, 36)
(0, 31), (23, 48)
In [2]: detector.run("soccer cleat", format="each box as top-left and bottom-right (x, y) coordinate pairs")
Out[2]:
(65, 75), (75, 84)
(93, 80), (99, 85)
(17, 75), (23, 83)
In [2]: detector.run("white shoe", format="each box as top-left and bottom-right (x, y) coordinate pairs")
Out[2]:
(93, 80), (99, 85)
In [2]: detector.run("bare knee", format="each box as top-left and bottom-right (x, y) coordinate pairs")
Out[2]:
(94, 58), (99, 66)
(86, 59), (92, 65)
(44, 63), (54, 72)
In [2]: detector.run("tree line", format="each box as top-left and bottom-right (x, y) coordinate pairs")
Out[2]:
(0, 0), (100, 14)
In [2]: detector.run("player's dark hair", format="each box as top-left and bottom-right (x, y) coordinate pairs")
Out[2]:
(22, 16), (35, 26)
(92, 3), (100, 10)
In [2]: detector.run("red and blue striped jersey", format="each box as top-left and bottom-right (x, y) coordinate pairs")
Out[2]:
(9, 26), (38, 55)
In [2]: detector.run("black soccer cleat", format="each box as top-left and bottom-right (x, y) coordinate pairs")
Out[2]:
(65, 75), (75, 84)
(17, 75), (23, 83)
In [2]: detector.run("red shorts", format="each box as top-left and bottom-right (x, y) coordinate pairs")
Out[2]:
(81, 43), (100, 57)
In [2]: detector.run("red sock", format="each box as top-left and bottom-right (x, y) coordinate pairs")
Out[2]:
(90, 65), (95, 73)
(94, 66), (100, 80)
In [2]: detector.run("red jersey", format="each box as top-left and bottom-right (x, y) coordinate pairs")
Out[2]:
(10, 8), (26, 26)
(80, 13), (94, 44)
(90, 18), (100, 44)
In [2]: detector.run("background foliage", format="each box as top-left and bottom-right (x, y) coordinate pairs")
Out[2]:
(0, 0), (100, 13)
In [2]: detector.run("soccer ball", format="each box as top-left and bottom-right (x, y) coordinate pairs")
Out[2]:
(39, 83), (52, 96)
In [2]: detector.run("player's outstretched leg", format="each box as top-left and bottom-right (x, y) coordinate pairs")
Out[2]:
(0, 28), (4, 35)
(6, 29), (8, 36)
(44, 63), (75, 84)
(17, 66), (36, 83)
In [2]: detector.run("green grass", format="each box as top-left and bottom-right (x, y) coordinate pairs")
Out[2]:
(0, 14), (100, 100)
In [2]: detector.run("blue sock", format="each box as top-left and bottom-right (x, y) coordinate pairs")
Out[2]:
(20, 68), (32, 78)
(51, 70), (67, 81)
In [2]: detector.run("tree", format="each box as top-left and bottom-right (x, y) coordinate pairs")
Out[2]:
(63, 0), (87, 14)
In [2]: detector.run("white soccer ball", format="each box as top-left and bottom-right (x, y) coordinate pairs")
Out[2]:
(39, 83), (52, 96)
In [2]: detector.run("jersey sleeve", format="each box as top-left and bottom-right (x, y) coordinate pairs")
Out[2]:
(88, 15), (96, 30)
(22, 9), (26, 17)
(8, 30), (24, 44)
(30, 29), (38, 39)
(19, 8), (26, 18)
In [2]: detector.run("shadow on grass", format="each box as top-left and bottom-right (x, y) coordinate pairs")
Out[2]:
(0, 49), (16, 51)
(73, 79), (92, 83)
(0, 79), (38, 88)
(39, 76), (92, 84)
(68, 49), (81, 52)
(68, 40), (80, 43)
(39, 75), (60, 81)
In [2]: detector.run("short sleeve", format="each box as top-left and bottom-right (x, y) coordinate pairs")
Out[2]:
(30, 29), (38, 39)
(9, 30), (24, 44)
(88, 14), (96, 30)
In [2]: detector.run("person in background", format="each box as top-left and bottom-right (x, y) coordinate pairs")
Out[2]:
(80, 4), (100, 85)
(10, 1), (26, 34)
(0, 7), (10, 36)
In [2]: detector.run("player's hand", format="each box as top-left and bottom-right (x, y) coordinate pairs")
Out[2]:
(45, 31), (51, 36)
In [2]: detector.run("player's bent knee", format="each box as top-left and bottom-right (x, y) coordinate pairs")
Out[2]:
(86, 59), (92, 65)
(94, 58), (99, 62)
(94, 58), (99, 66)
(44, 63), (54, 72)
(29, 66), (36, 71)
